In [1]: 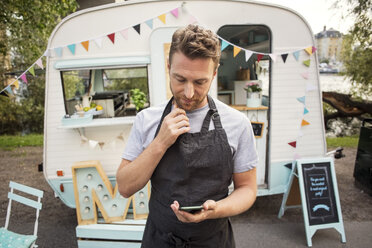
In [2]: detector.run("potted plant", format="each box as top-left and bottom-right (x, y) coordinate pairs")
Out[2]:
(130, 88), (147, 112)
(244, 81), (262, 107)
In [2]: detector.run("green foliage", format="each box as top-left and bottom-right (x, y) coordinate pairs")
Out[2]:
(326, 135), (359, 148)
(0, 0), (77, 134)
(339, 0), (372, 97)
(0, 134), (43, 151)
(130, 88), (147, 111)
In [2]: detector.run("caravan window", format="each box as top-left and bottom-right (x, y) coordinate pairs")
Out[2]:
(61, 67), (149, 118)
(216, 25), (271, 106)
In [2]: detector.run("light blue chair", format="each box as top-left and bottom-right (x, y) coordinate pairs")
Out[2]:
(0, 181), (43, 248)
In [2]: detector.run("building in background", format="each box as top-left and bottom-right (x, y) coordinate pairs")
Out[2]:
(315, 26), (343, 63)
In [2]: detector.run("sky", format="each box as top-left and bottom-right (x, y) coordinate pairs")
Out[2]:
(257, 0), (354, 34)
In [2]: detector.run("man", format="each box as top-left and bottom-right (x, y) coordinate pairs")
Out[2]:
(116, 24), (258, 247)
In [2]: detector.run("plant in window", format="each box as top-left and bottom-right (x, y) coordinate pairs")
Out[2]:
(244, 82), (262, 92)
(130, 88), (147, 111)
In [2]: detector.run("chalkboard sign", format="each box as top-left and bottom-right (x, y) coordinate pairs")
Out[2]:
(279, 157), (346, 246)
(251, 121), (264, 138)
(302, 162), (338, 225)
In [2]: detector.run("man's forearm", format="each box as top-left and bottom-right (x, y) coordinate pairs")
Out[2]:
(116, 138), (167, 198)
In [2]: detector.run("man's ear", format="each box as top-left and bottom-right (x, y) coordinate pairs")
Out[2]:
(213, 64), (220, 77)
(167, 60), (170, 70)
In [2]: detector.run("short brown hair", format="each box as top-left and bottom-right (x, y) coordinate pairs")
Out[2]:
(169, 24), (221, 69)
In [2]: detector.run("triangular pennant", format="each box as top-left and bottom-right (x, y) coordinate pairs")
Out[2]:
(5, 86), (13, 95)
(54, 47), (63, 57)
(20, 73), (28, 84)
(89, 140), (98, 149)
(303, 59), (310, 67)
(301, 119), (310, 126)
(281, 54), (288, 63)
(257, 54), (264, 62)
(120, 29), (129, 40)
(36, 58), (44, 69)
(117, 134), (124, 141)
(312, 46), (317, 53)
(0, 90), (9, 97)
(145, 19), (153, 29)
(67, 44), (76, 55)
(306, 83), (317, 92)
(297, 96), (306, 104)
(304, 46), (313, 55)
(288, 141), (297, 148)
(94, 37), (103, 48)
(304, 107), (309, 115)
(133, 24), (141, 35)
(98, 142), (105, 150)
(269, 54), (277, 62)
(29, 66), (35, 76)
(158, 14), (166, 24)
(107, 33), (115, 44)
(233, 46), (241, 57)
(13, 80), (19, 89)
(221, 40), (229, 51)
(293, 51), (300, 61)
(245, 50), (253, 62)
(81, 41), (89, 51)
(301, 71), (309, 79)
(171, 8), (179, 18)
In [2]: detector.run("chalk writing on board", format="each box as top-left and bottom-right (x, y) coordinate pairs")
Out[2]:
(302, 162), (339, 226)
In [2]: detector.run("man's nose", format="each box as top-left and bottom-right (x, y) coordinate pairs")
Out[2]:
(184, 82), (194, 99)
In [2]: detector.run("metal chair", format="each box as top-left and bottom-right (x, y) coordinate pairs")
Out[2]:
(0, 181), (44, 248)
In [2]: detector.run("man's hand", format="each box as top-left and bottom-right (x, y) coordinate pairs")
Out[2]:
(155, 103), (190, 149)
(170, 200), (217, 223)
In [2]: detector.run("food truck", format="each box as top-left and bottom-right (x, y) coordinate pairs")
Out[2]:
(43, 0), (327, 246)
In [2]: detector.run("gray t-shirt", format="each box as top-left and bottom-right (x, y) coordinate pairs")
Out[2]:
(122, 98), (258, 173)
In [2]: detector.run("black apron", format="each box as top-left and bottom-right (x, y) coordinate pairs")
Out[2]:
(141, 96), (235, 248)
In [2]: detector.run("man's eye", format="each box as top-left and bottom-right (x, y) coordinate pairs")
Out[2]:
(177, 78), (186, 82)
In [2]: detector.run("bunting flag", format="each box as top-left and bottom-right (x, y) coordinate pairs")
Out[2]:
(301, 119), (310, 126)
(98, 142), (105, 150)
(304, 107), (309, 115)
(245, 50), (253, 62)
(312, 46), (317, 53)
(14, 80), (20, 89)
(256, 54), (264, 62)
(120, 29), (129, 40)
(303, 59), (310, 67)
(81, 41), (89, 51)
(94, 37), (103, 48)
(297, 96), (305, 104)
(221, 40), (229, 51)
(171, 8), (179, 18)
(145, 19), (153, 29)
(281, 54), (288, 63)
(233, 46), (241, 57)
(78, 130), (125, 149)
(133, 24), (141, 35)
(301, 71), (309, 79)
(158, 14), (166, 24)
(5, 86), (13, 96)
(20, 73), (28, 84)
(306, 83), (317, 92)
(89, 140), (98, 149)
(269, 54), (277, 62)
(107, 33), (115, 44)
(288, 141), (297, 148)
(304, 46), (313, 55)
(36, 58), (44, 69)
(293, 51), (300, 61)
(29, 66), (35, 76)
(67, 44), (76, 55)
(54, 47), (63, 57)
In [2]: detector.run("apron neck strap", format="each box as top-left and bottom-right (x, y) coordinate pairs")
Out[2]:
(201, 96), (223, 133)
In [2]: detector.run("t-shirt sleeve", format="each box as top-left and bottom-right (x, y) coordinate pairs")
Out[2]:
(122, 113), (145, 161)
(233, 115), (259, 173)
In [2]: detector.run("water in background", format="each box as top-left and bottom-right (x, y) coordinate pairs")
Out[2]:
(319, 74), (362, 137)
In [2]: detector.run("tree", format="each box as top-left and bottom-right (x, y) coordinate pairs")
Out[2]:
(0, 0), (78, 134)
(323, 0), (372, 130)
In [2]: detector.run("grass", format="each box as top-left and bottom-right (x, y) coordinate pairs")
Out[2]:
(0, 134), (43, 150)
(326, 135), (359, 148)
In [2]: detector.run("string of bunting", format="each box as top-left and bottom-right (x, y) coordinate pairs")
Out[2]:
(77, 129), (125, 150)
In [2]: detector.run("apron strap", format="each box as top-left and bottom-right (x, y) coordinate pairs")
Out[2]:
(201, 96), (223, 133)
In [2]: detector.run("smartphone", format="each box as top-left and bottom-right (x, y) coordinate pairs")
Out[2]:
(179, 205), (203, 214)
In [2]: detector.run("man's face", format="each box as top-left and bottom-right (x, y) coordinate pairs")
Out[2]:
(168, 52), (217, 111)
